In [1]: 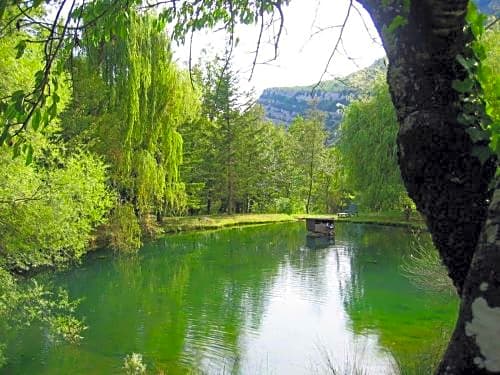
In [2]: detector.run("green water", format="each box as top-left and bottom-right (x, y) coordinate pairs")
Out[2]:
(4, 222), (457, 374)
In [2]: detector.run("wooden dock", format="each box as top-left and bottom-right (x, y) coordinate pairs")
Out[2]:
(305, 217), (335, 237)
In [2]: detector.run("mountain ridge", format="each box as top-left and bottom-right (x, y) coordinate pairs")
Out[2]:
(257, 58), (386, 139)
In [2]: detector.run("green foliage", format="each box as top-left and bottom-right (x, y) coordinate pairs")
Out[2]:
(454, 3), (499, 159)
(338, 79), (409, 211)
(289, 110), (328, 213)
(182, 59), (285, 214)
(0, 268), (86, 367)
(0, 16), (111, 368)
(182, 62), (348, 215)
(259, 59), (387, 138)
(58, 11), (200, 253)
(0, 0), (288, 153)
(0, 5), (70, 157)
(313, 147), (351, 213)
(272, 197), (303, 214)
(182, 59), (337, 215)
(0, 30), (43, 97)
(108, 203), (142, 254)
(0, 147), (114, 271)
(476, 17), (500, 155)
(79, 12), (198, 216)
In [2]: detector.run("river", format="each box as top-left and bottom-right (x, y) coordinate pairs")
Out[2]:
(4, 222), (457, 374)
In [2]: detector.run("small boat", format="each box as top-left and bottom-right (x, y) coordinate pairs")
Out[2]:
(305, 217), (335, 237)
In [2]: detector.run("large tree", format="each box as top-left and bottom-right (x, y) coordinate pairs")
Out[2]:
(1, 1), (499, 373)
(358, 1), (499, 373)
(289, 109), (328, 213)
(338, 78), (409, 211)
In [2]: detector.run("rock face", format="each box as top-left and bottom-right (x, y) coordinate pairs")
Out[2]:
(257, 59), (386, 141)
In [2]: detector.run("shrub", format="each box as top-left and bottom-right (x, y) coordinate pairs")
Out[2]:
(108, 203), (142, 253)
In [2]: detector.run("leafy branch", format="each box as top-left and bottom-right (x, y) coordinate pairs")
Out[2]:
(453, 3), (499, 164)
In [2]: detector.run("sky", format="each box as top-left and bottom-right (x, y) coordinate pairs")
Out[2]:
(172, 0), (386, 97)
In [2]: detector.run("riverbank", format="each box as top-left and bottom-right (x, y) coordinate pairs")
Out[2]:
(159, 211), (426, 234)
(6, 217), (452, 375)
(161, 213), (297, 233)
(334, 211), (426, 229)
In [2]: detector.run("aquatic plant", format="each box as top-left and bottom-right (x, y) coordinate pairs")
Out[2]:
(401, 231), (454, 295)
(123, 353), (147, 375)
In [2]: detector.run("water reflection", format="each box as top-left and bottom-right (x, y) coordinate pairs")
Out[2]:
(305, 234), (335, 250)
(340, 225), (457, 362)
(4, 222), (456, 374)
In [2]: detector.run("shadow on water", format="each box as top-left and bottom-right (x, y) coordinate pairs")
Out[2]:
(305, 235), (335, 250)
(3, 222), (457, 374)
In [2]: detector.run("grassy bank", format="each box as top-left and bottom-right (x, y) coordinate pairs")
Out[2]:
(161, 213), (297, 233)
(334, 211), (426, 230)
(159, 211), (426, 235)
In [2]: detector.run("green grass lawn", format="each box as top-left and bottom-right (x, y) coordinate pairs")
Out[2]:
(161, 213), (297, 233)
(160, 211), (426, 234)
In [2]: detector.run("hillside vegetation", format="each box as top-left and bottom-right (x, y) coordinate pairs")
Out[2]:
(257, 59), (386, 140)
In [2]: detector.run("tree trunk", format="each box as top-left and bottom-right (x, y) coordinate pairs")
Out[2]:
(306, 168), (313, 214)
(226, 118), (235, 215)
(358, 0), (498, 373)
(306, 142), (316, 214)
(325, 176), (331, 213)
(438, 181), (500, 373)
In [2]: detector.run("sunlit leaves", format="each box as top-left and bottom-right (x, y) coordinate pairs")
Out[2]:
(455, 3), (500, 157)
(0, 149), (114, 269)
(466, 2), (487, 39)
(0, 25), (69, 162)
(68, 10), (200, 232)
(289, 110), (328, 213)
(14, 40), (26, 59)
(338, 79), (408, 211)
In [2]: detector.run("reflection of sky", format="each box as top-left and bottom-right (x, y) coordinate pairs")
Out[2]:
(237, 244), (394, 375)
(6, 224), (454, 374)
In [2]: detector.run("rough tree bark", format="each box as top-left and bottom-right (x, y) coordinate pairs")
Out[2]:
(358, 0), (499, 373)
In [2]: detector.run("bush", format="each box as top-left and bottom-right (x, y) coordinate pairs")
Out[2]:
(273, 197), (303, 214)
(0, 149), (115, 271)
(108, 203), (142, 253)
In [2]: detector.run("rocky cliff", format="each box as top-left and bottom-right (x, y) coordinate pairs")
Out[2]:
(257, 59), (386, 140)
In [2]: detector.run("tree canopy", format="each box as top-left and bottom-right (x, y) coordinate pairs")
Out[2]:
(338, 78), (409, 211)
(1, 1), (499, 373)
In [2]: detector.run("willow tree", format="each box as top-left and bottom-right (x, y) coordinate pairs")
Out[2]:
(79, 11), (200, 218)
(3, 0), (500, 372)
(338, 79), (409, 211)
